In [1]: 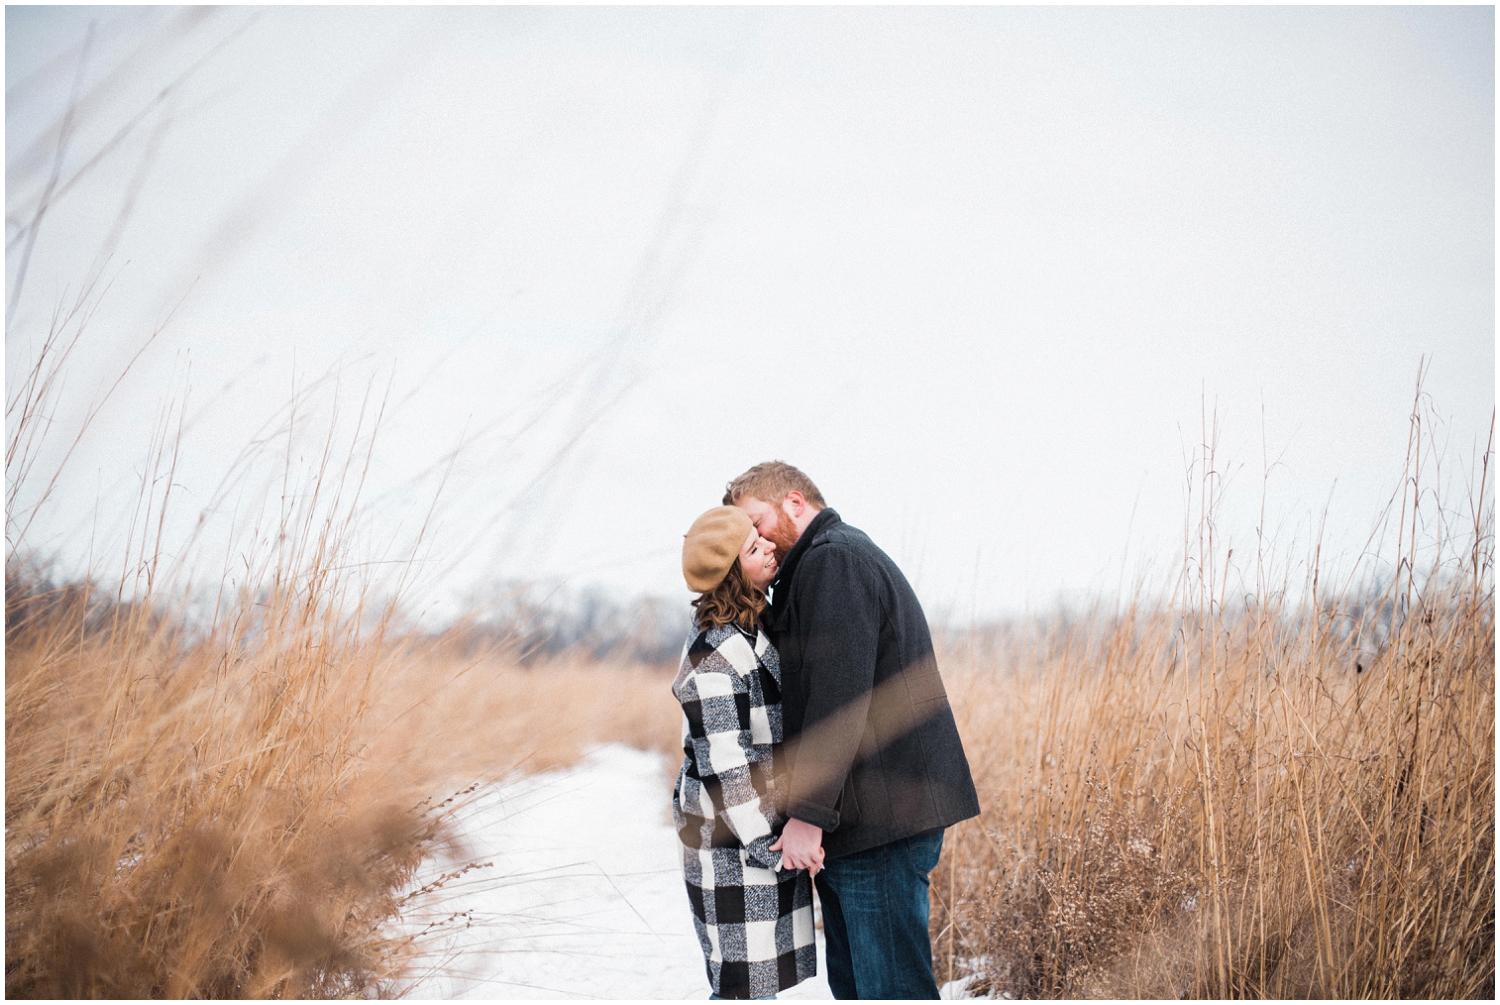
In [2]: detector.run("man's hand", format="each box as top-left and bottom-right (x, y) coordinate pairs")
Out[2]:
(770, 818), (826, 876)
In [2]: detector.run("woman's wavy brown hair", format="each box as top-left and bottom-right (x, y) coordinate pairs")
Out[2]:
(692, 560), (767, 633)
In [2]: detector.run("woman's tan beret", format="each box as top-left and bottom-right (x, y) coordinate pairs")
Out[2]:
(682, 506), (753, 593)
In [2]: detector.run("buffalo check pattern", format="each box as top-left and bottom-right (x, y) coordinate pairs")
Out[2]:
(672, 624), (817, 1000)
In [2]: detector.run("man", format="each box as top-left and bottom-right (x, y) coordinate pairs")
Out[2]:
(724, 461), (981, 1000)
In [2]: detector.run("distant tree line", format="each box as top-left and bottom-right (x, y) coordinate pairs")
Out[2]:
(440, 584), (696, 665)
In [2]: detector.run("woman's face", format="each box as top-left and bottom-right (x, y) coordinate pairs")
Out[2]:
(738, 527), (779, 591)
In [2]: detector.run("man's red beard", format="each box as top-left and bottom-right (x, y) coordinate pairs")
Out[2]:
(764, 510), (802, 563)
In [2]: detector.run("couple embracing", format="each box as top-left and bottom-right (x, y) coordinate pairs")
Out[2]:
(671, 462), (981, 1000)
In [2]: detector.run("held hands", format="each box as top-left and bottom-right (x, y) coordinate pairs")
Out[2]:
(770, 818), (826, 877)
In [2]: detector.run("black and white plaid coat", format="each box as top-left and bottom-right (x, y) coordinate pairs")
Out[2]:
(672, 622), (817, 1000)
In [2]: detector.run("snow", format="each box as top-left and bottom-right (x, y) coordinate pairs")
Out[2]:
(396, 744), (834, 1000)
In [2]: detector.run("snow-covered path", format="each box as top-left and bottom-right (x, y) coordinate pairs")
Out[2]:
(398, 744), (834, 1000)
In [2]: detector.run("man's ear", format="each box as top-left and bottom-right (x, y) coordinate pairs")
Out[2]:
(783, 491), (805, 518)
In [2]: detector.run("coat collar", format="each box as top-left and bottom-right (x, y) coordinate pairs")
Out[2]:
(770, 507), (840, 601)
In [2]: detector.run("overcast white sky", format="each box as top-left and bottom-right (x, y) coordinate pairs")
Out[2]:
(6, 5), (1494, 623)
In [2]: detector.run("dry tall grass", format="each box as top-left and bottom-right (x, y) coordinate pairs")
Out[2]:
(929, 397), (1495, 998)
(5, 563), (678, 997)
(4, 317), (679, 996)
(6, 568), (435, 997)
(6, 307), (444, 994)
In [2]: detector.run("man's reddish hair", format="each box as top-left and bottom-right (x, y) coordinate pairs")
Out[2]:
(723, 461), (827, 509)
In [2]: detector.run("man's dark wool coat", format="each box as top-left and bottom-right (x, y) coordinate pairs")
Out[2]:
(763, 508), (981, 860)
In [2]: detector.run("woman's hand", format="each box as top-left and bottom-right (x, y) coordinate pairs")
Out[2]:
(770, 818), (826, 876)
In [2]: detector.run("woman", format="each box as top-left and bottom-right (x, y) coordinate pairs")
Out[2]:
(673, 506), (818, 1000)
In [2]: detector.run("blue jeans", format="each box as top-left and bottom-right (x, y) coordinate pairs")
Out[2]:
(814, 828), (945, 1000)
